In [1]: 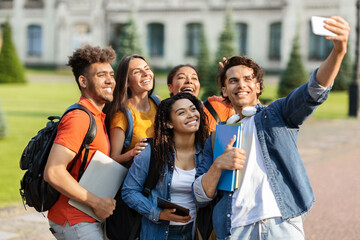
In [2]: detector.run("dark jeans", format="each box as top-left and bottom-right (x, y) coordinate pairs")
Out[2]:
(168, 222), (193, 240)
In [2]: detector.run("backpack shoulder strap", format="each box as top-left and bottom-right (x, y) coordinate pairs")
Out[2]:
(142, 138), (160, 197)
(123, 108), (133, 151)
(204, 99), (220, 123)
(210, 130), (216, 154)
(63, 104), (97, 180)
(150, 94), (161, 106)
(128, 138), (159, 239)
(64, 104), (97, 145)
(123, 95), (160, 151)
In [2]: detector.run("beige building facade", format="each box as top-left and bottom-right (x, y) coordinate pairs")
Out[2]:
(0, 0), (357, 72)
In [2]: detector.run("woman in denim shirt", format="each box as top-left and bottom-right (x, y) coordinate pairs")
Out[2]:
(122, 93), (208, 239)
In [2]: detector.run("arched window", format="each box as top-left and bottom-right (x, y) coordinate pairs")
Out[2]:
(186, 23), (202, 57)
(236, 23), (248, 56)
(269, 22), (282, 60)
(147, 23), (164, 57)
(27, 25), (42, 56)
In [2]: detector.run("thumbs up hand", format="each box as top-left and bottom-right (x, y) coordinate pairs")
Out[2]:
(214, 135), (246, 171)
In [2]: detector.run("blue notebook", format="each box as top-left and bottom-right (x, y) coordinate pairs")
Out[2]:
(213, 124), (243, 192)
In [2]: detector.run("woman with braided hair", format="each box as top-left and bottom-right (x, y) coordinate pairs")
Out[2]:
(122, 93), (208, 239)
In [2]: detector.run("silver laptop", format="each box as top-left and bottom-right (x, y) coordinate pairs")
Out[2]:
(68, 150), (128, 222)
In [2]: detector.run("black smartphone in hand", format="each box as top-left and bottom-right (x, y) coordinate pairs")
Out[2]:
(157, 197), (190, 216)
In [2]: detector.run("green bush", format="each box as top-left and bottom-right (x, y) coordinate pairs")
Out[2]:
(115, 15), (143, 67)
(203, 9), (237, 98)
(0, 20), (27, 84)
(278, 34), (307, 98)
(196, 26), (211, 100)
(333, 44), (353, 91)
(0, 100), (7, 139)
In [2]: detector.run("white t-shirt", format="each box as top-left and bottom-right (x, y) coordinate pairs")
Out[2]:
(170, 166), (196, 225)
(231, 116), (282, 228)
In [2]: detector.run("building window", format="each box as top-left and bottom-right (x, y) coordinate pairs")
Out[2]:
(0, 0), (13, 8)
(27, 25), (42, 56)
(72, 24), (91, 51)
(236, 23), (248, 56)
(308, 22), (332, 60)
(24, 0), (44, 8)
(269, 22), (282, 60)
(185, 23), (201, 57)
(147, 23), (164, 57)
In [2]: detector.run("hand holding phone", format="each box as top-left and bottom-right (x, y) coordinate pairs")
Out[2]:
(157, 197), (190, 216)
(311, 16), (337, 37)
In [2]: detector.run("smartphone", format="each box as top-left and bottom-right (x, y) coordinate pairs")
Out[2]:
(157, 197), (190, 216)
(311, 16), (337, 37)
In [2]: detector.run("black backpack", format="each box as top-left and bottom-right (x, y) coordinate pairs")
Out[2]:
(106, 138), (160, 240)
(203, 99), (220, 123)
(19, 104), (97, 212)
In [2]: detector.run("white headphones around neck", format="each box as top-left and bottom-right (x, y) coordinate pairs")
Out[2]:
(242, 106), (257, 117)
(226, 106), (257, 124)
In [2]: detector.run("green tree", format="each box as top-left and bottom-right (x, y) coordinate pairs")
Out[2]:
(115, 15), (143, 67)
(203, 9), (237, 98)
(277, 34), (307, 98)
(0, 20), (26, 83)
(196, 26), (211, 100)
(0, 100), (7, 139)
(333, 43), (353, 91)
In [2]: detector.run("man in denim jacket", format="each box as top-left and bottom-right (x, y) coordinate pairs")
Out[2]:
(193, 16), (350, 240)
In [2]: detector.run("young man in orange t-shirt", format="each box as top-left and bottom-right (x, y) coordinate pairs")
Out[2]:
(44, 45), (116, 239)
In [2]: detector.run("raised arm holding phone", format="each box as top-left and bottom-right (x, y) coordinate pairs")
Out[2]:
(193, 16), (350, 239)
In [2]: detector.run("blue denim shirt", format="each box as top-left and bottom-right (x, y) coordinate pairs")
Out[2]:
(122, 143), (203, 240)
(193, 69), (330, 240)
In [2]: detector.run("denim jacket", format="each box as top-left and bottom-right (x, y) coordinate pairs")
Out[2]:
(122, 143), (203, 240)
(193, 69), (330, 239)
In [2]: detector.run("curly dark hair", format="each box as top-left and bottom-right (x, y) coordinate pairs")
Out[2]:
(167, 64), (200, 97)
(67, 45), (116, 89)
(219, 56), (264, 104)
(103, 54), (155, 133)
(154, 93), (208, 175)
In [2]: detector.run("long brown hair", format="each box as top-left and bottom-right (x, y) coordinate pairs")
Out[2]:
(154, 93), (208, 174)
(103, 54), (155, 132)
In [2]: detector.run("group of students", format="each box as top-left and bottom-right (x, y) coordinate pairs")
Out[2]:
(43, 16), (350, 240)
(104, 54), (232, 239)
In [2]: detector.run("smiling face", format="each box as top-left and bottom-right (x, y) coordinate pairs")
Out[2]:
(222, 65), (261, 113)
(168, 66), (200, 97)
(169, 98), (200, 135)
(128, 58), (154, 95)
(81, 62), (115, 107)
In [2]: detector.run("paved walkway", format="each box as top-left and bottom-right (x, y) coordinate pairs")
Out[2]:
(0, 117), (359, 240)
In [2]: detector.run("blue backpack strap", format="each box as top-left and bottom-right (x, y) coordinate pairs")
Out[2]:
(149, 94), (161, 106)
(123, 108), (133, 151)
(123, 94), (160, 152)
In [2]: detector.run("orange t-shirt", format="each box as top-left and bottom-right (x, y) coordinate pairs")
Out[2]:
(204, 96), (234, 133)
(47, 97), (110, 226)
